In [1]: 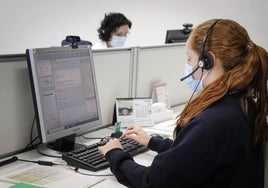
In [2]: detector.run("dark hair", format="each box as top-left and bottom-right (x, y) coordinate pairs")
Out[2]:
(175, 19), (268, 147)
(97, 12), (132, 42)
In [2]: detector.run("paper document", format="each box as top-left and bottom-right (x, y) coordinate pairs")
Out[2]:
(1, 165), (105, 188)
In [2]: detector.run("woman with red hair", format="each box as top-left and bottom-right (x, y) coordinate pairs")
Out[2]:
(99, 19), (268, 188)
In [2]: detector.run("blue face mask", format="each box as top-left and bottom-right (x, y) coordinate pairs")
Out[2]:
(110, 36), (126, 47)
(184, 63), (203, 92)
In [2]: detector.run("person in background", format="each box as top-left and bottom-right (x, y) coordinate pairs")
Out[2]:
(98, 18), (268, 188)
(93, 12), (132, 49)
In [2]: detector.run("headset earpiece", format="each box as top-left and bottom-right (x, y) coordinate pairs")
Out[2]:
(198, 52), (214, 70)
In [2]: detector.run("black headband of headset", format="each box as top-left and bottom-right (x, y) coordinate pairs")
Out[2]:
(199, 19), (222, 59)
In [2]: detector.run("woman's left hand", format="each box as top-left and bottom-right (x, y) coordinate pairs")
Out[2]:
(98, 138), (123, 156)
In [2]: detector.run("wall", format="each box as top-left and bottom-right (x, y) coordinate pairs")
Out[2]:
(0, 0), (267, 55)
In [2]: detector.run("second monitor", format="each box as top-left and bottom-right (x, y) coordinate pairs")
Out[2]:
(165, 23), (193, 43)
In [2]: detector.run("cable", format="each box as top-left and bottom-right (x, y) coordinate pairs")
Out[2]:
(187, 69), (204, 103)
(30, 115), (38, 148)
(23, 136), (38, 151)
(17, 158), (61, 166)
(23, 115), (41, 152)
(0, 156), (62, 167)
(70, 166), (113, 177)
(1, 156), (113, 178)
(180, 69), (204, 119)
(0, 156), (18, 167)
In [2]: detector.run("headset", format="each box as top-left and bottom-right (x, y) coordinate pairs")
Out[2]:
(198, 19), (222, 70)
(180, 19), (222, 81)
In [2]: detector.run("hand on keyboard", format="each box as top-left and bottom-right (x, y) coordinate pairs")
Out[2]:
(62, 137), (148, 171)
(98, 138), (123, 156)
(121, 125), (152, 146)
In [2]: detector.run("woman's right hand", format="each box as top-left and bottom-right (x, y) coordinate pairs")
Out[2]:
(121, 125), (152, 146)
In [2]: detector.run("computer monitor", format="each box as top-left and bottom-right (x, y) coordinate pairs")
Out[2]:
(165, 29), (190, 43)
(26, 45), (103, 157)
(165, 23), (193, 44)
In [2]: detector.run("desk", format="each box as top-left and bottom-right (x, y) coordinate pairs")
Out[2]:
(0, 119), (175, 188)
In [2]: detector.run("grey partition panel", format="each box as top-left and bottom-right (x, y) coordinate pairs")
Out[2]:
(135, 44), (192, 106)
(0, 45), (192, 157)
(92, 48), (133, 126)
(0, 58), (35, 157)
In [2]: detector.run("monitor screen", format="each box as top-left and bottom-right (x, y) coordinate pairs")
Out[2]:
(165, 29), (191, 44)
(26, 45), (102, 156)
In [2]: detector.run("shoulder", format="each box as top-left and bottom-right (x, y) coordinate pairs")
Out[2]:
(201, 95), (245, 126)
(181, 95), (250, 145)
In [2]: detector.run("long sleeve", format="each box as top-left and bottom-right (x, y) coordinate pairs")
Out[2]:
(105, 149), (137, 188)
(105, 119), (217, 188)
(105, 95), (263, 188)
(147, 137), (173, 153)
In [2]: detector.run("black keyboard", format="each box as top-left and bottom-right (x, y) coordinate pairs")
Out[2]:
(62, 137), (148, 171)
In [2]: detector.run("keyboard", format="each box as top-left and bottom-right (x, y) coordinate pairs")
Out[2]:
(62, 137), (148, 171)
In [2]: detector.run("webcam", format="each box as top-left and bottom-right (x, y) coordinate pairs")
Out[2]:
(182, 23), (193, 34)
(66, 36), (81, 43)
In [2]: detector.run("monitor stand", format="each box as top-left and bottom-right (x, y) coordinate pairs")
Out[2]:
(37, 134), (84, 157)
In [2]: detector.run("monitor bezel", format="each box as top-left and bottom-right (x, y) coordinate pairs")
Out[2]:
(165, 29), (190, 44)
(26, 45), (103, 149)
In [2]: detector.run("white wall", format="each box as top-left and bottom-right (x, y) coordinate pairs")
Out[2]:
(0, 0), (267, 55)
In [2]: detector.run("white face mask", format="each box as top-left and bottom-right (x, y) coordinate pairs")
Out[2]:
(110, 36), (126, 47)
(184, 63), (209, 92)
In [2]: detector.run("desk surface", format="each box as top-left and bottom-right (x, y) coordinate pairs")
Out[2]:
(0, 119), (176, 188)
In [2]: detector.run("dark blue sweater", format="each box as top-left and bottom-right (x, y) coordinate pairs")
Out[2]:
(105, 95), (264, 188)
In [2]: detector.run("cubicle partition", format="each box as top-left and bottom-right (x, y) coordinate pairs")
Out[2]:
(0, 55), (35, 158)
(134, 44), (192, 107)
(92, 48), (134, 126)
(0, 44), (188, 158)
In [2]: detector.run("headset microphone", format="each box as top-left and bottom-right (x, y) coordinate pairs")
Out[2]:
(180, 65), (200, 81)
